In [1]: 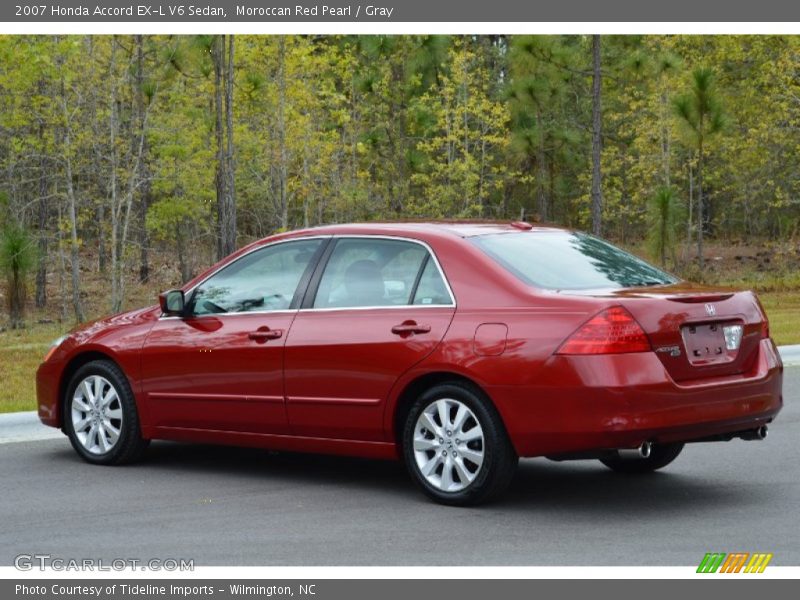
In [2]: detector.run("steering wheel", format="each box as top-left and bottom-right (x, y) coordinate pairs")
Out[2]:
(200, 299), (227, 314)
(262, 293), (289, 308)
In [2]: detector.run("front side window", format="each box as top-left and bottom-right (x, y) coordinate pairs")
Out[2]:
(313, 238), (451, 308)
(190, 239), (323, 315)
(472, 231), (678, 291)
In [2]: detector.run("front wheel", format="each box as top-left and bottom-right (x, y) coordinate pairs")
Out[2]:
(64, 360), (149, 465)
(599, 442), (684, 474)
(402, 383), (517, 506)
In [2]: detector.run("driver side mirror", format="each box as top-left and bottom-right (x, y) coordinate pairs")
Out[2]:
(159, 289), (185, 317)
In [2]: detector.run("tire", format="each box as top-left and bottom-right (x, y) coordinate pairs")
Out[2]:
(64, 359), (149, 465)
(402, 382), (518, 506)
(599, 442), (684, 474)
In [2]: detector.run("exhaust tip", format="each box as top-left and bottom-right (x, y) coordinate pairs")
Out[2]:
(640, 441), (652, 458)
(739, 425), (769, 441)
(617, 442), (652, 459)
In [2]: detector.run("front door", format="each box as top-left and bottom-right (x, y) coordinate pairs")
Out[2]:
(284, 237), (456, 440)
(141, 238), (326, 434)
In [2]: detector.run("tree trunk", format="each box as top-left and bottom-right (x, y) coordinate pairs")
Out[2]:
(620, 147), (628, 244)
(687, 160), (693, 258)
(277, 37), (289, 230)
(97, 203), (107, 274)
(55, 201), (68, 321)
(536, 112), (548, 221)
(35, 122), (48, 308)
(59, 67), (85, 323)
(660, 89), (671, 187)
(63, 119), (85, 323)
(590, 35), (603, 236)
(225, 35), (236, 247)
(135, 34), (151, 284)
(109, 37), (123, 313)
(10, 269), (24, 328)
(213, 36), (226, 259)
(213, 35), (236, 259)
(176, 221), (191, 284)
(697, 137), (705, 270)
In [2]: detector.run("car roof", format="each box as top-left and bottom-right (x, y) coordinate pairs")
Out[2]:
(281, 221), (568, 239)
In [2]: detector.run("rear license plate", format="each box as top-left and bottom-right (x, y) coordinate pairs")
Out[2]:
(682, 323), (736, 366)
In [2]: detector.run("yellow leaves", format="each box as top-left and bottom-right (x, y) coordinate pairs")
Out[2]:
(410, 38), (515, 215)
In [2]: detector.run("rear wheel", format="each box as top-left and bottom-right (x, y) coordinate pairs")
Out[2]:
(64, 360), (149, 465)
(599, 442), (684, 474)
(402, 383), (517, 505)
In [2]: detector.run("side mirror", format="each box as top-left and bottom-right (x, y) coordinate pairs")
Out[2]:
(159, 289), (185, 317)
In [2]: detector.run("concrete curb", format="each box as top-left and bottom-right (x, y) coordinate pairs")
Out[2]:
(0, 411), (63, 444)
(778, 344), (800, 367)
(1, 345), (797, 443)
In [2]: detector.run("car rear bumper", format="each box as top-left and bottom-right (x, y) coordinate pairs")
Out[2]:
(36, 360), (61, 428)
(492, 339), (783, 457)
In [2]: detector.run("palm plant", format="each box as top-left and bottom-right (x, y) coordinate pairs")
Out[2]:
(647, 186), (683, 268)
(0, 224), (38, 329)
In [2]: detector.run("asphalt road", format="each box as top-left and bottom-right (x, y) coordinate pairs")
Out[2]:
(1, 369), (797, 566)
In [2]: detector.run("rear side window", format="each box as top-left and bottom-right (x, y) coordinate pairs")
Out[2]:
(312, 238), (452, 308)
(472, 231), (678, 290)
(412, 258), (451, 305)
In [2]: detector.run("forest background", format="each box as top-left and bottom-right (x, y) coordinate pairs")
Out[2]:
(1, 34), (799, 411)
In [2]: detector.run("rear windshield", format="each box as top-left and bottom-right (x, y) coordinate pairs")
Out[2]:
(472, 231), (678, 290)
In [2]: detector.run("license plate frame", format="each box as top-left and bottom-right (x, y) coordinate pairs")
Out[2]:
(681, 323), (736, 366)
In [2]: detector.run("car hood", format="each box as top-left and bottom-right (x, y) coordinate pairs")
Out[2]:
(68, 305), (161, 343)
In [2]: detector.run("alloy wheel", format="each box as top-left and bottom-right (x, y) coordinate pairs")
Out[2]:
(412, 398), (485, 492)
(70, 375), (123, 455)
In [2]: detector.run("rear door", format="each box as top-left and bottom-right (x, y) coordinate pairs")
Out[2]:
(284, 237), (456, 441)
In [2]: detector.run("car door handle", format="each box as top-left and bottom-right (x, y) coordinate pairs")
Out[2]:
(248, 329), (283, 342)
(391, 322), (432, 335)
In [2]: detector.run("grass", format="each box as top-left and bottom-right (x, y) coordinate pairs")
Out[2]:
(0, 323), (68, 414)
(759, 291), (800, 347)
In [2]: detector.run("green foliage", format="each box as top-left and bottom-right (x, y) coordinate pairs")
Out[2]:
(1, 34), (800, 325)
(409, 39), (512, 217)
(647, 186), (683, 267)
(673, 67), (726, 142)
(506, 36), (584, 222)
(672, 66), (727, 267)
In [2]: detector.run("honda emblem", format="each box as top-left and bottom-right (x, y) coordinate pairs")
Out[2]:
(705, 303), (716, 316)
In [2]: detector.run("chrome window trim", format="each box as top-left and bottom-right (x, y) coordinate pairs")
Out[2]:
(299, 304), (455, 313)
(158, 233), (456, 320)
(158, 236), (331, 320)
(305, 234), (456, 311)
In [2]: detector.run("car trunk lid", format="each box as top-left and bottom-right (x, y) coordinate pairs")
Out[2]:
(562, 283), (766, 382)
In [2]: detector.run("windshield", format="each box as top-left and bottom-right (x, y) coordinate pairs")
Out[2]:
(472, 231), (678, 290)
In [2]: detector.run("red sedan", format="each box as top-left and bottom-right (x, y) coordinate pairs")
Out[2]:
(36, 222), (783, 505)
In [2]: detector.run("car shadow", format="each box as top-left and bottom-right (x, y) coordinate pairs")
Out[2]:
(505, 459), (756, 514)
(48, 440), (767, 515)
(144, 440), (413, 491)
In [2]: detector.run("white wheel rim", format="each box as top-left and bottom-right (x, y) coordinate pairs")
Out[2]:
(413, 398), (485, 493)
(70, 375), (123, 455)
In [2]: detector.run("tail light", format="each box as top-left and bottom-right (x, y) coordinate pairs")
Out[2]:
(753, 294), (770, 339)
(556, 306), (651, 355)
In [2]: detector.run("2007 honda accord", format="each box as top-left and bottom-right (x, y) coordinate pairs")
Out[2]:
(36, 221), (783, 505)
